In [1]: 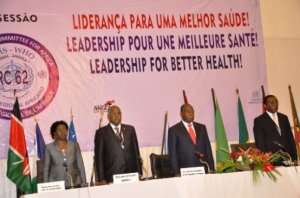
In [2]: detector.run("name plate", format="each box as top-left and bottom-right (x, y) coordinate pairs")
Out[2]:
(180, 167), (205, 177)
(113, 172), (139, 184)
(37, 181), (65, 193)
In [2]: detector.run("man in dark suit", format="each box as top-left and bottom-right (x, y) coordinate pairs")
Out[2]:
(253, 95), (298, 165)
(168, 104), (215, 176)
(94, 106), (142, 184)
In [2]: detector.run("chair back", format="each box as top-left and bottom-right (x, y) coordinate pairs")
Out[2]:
(230, 143), (256, 153)
(149, 153), (172, 179)
(36, 160), (44, 184)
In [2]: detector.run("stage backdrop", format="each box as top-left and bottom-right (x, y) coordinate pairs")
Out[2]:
(0, 0), (267, 159)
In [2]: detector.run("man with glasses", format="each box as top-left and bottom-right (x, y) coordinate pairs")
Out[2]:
(168, 104), (215, 176)
(94, 106), (142, 184)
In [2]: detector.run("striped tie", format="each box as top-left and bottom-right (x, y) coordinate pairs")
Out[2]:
(272, 114), (281, 135)
(115, 127), (124, 146)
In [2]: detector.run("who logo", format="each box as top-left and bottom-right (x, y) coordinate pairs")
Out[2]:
(0, 33), (59, 120)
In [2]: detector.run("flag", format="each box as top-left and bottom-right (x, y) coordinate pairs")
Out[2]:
(237, 95), (249, 143)
(214, 98), (231, 171)
(288, 86), (300, 159)
(160, 111), (168, 155)
(290, 91), (300, 142)
(68, 115), (77, 142)
(163, 123), (169, 155)
(6, 96), (32, 194)
(32, 122), (45, 193)
(183, 90), (189, 104)
(91, 108), (105, 186)
(99, 108), (104, 129)
(261, 85), (266, 113)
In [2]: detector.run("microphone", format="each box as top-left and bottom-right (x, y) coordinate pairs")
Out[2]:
(194, 151), (203, 157)
(194, 151), (212, 173)
(63, 162), (74, 188)
(278, 150), (294, 166)
(272, 142), (294, 166)
(138, 156), (150, 180)
(273, 141), (284, 148)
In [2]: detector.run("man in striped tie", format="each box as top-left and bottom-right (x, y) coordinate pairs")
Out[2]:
(168, 104), (215, 176)
(253, 95), (298, 166)
(94, 106), (143, 184)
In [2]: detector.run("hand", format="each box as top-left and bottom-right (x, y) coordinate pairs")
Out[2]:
(174, 174), (181, 177)
(293, 160), (298, 166)
(96, 180), (107, 185)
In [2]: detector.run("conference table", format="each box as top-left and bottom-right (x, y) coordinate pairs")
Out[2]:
(22, 166), (300, 198)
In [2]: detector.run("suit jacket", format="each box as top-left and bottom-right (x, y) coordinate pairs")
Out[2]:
(253, 112), (297, 162)
(94, 123), (142, 183)
(168, 121), (215, 175)
(43, 140), (87, 187)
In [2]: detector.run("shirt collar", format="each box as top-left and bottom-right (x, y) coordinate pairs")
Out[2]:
(110, 123), (121, 131)
(266, 110), (277, 117)
(181, 120), (193, 127)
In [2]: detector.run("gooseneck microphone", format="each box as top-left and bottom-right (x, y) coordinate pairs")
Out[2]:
(194, 151), (211, 173)
(138, 156), (150, 180)
(63, 162), (74, 188)
(273, 141), (284, 148)
(272, 142), (294, 166)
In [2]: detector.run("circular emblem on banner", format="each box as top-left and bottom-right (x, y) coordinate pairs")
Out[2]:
(252, 90), (260, 98)
(0, 33), (59, 120)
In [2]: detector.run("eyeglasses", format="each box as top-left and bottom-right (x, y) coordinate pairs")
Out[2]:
(183, 110), (194, 114)
(110, 112), (121, 116)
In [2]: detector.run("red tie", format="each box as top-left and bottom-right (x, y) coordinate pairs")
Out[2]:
(188, 124), (196, 145)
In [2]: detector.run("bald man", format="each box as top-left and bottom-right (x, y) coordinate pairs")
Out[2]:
(94, 106), (142, 184)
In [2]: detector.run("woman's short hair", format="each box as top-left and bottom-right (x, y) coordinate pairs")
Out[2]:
(50, 120), (69, 139)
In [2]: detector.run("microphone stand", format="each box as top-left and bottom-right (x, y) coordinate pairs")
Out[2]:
(273, 141), (295, 166)
(138, 156), (151, 181)
(194, 151), (213, 173)
(65, 166), (74, 189)
(199, 158), (211, 173)
(279, 149), (294, 166)
(142, 166), (150, 181)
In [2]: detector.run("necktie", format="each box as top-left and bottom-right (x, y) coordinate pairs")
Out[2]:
(272, 114), (281, 135)
(188, 124), (196, 145)
(115, 127), (124, 146)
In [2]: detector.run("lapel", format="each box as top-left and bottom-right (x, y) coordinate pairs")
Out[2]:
(65, 140), (72, 155)
(179, 121), (195, 145)
(53, 140), (64, 157)
(121, 124), (127, 148)
(263, 112), (278, 132)
(277, 113), (284, 130)
(194, 123), (201, 145)
(107, 124), (121, 145)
